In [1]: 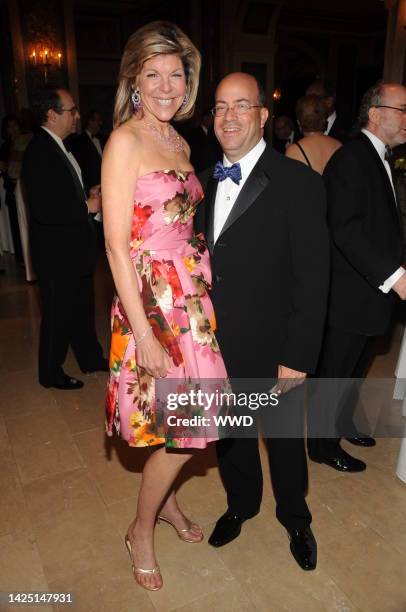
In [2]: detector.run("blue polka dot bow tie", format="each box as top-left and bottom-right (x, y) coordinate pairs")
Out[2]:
(213, 161), (242, 185)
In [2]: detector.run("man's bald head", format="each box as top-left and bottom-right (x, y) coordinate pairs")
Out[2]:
(215, 72), (265, 106)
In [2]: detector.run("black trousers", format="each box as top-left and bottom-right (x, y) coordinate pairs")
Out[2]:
(307, 326), (373, 461)
(38, 274), (104, 386)
(216, 437), (311, 529)
(216, 384), (311, 530)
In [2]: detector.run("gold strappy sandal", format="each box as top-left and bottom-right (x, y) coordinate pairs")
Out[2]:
(156, 515), (204, 543)
(124, 535), (162, 591)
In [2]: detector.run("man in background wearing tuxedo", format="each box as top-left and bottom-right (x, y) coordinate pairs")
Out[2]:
(22, 87), (108, 390)
(308, 82), (406, 471)
(306, 79), (348, 142)
(69, 110), (104, 195)
(272, 114), (299, 153)
(69, 109), (105, 248)
(182, 109), (222, 173)
(195, 73), (330, 570)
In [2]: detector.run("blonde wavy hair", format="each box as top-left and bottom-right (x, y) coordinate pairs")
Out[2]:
(113, 21), (201, 128)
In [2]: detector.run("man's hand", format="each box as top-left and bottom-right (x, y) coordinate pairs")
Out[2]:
(393, 273), (406, 300)
(274, 365), (307, 395)
(89, 184), (101, 197)
(87, 185), (102, 213)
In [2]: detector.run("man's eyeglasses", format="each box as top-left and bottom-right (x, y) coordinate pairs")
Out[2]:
(211, 102), (263, 117)
(373, 105), (406, 114)
(60, 106), (79, 116)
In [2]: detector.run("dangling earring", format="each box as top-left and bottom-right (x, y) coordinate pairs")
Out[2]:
(181, 93), (189, 109)
(131, 88), (142, 113)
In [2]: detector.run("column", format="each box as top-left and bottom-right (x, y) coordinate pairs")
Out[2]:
(383, 0), (406, 83)
(64, 0), (80, 106)
(7, 0), (28, 109)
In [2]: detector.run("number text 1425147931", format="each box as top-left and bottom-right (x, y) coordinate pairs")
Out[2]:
(2, 592), (74, 605)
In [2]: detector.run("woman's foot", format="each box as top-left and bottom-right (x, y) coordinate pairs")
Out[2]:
(157, 509), (203, 543)
(125, 522), (163, 591)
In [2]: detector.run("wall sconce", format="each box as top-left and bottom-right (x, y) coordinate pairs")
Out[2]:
(28, 46), (63, 82)
(273, 88), (282, 102)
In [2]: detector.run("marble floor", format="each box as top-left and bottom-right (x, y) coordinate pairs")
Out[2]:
(1, 253), (406, 612)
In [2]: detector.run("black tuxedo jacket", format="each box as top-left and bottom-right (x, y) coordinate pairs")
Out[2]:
(69, 132), (102, 195)
(21, 129), (97, 279)
(184, 126), (222, 173)
(324, 131), (403, 336)
(272, 125), (301, 154)
(328, 116), (348, 143)
(195, 144), (330, 378)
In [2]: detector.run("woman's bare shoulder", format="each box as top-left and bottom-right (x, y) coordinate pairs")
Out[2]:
(325, 134), (342, 149)
(105, 121), (142, 151)
(285, 141), (301, 159)
(102, 122), (144, 181)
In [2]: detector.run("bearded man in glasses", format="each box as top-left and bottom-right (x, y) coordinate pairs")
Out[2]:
(307, 82), (406, 472)
(195, 72), (330, 570)
(22, 86), (107, 390)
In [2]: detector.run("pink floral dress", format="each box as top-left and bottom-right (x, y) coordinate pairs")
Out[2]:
(105, 170), (228, 448)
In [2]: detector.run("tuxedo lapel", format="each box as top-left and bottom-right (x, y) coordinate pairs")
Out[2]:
(217, 149), (270, 240)
(359, 133), (399, 225)
(41, 130), (86, 203)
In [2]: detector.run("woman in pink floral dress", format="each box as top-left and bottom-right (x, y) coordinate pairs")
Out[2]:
(102, 22), (227, 591)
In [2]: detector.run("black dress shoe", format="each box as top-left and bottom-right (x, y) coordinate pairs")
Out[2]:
(208, 511), (244, 547)
(314, 448), (366, 472)
(287, 526), (317, 571)
(43, 374), (84, 390)
(81, 358), (109, 374)
(346, 435), (376, 447)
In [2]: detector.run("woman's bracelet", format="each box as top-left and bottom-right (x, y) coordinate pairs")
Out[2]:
(135, 326), (153, 347)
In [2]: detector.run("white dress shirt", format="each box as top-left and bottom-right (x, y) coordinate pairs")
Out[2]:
(41, 127), (85, 190)
(361, 128), (404, 293)
(325, 111), (337, 135)
(285, 130), (295, 149)
(86, 130), (102, 157)
(362, 129), (396, 197)
(213, 138), (266, 242)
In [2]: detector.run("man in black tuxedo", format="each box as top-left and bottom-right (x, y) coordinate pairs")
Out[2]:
(308, 82), (406, 471)
(306, 79), (348, 142)
(22, 87), (108, 390)
(69, 110), (104, 195)
(272, 115), (300, 153)
(195, 73), (330, 570)
(69, 110), (105, 249)
(183, 109), (222, 173)
(272, 115), (300, 155)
